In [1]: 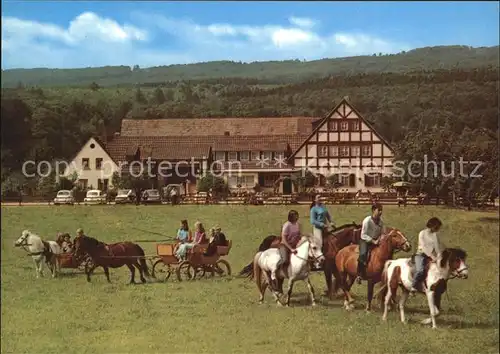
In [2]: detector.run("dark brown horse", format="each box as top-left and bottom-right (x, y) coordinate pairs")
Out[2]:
(73, 235), (150, 284)
(334, 228), (411, 312)
(238, 222), (361, 296)
(322, 223), (362, 299)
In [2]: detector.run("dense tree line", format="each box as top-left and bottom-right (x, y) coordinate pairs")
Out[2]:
(2, 45), (498, 88)
(1, 64), (498, 204)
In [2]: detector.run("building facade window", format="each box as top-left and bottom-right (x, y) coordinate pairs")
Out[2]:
(95, 158), (103, 169)
(329, 146), (338, 156)
(351, 146), (360, 157)
(362, 145), (372, 157)
(82, 158), (90, 170)
(339, 146), (349, 157)
(318, 146), (328, 157)
(240, 151), (250, 161)
(274, 151), (284, 159)
(365, 173), (381, 187)
(329, 121), (338, 131)
(340, 121), (349, 131)
(250, 151), (260, 160)
(351, 121), (360, 131)
(228, 152), (238, 161)
(229, 175), (254, 188)
(214, 151), (225, 161)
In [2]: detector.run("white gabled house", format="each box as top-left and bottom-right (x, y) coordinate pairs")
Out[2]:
(63, 137), (119, 190)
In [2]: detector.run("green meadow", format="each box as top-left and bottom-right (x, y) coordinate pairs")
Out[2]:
(1, 205), (498, 353)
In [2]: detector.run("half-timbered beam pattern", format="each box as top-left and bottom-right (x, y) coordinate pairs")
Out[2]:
(290, 98), (394, 190)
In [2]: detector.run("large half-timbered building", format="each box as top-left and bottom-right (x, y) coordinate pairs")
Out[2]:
(68, 97), (394, 193)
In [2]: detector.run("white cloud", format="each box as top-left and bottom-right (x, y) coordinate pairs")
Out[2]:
(288, 16), (317, 28)
(1, 11), (411, 69)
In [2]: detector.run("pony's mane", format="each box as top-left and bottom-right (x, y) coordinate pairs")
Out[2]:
(440, 247), (467, 268)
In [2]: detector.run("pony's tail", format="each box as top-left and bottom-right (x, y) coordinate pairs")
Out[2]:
(239, 262), (255, 279)
(135, 244), (150, 277)
(238, 235), (279, 279)
(253, 252), (263, 292)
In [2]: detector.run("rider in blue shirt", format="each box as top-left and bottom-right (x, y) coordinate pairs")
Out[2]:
(310, 194), (334, 236)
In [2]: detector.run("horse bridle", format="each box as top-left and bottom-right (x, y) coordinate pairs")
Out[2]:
(387, 229), (410, 254)
(16, 235), (44, 256)
(448, 260), (469, 279)
(292, 237), (325, 263)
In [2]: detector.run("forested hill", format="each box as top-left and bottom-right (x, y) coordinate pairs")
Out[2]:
(2, 45), (498, 88)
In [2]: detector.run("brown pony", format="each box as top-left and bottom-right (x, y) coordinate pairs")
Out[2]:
(238, 222), (362, 296)
(335, 228), (411, 311)
(73, 235), (150, 284)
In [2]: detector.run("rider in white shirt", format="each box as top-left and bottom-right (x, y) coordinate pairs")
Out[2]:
(411, 217), (443, 292)
(356, 203), (385, 284)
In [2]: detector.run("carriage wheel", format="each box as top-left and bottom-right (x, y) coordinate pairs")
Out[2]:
(214, 259), (231, 277)
(187, 264), (206, 279)
(152, 260), (172, 282)
(186, 264), (205, 280)
(176, 261), (194, 281)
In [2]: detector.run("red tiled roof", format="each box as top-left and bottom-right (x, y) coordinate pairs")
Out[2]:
(106, 136), (211, 161)
(120, 117), (319, 137)
(105, 135), (309, 162)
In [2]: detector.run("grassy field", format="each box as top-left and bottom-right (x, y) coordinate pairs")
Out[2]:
(1, 205), (498, 354)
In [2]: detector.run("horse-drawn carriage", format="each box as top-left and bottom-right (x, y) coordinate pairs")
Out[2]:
(152, 240), (232, 282)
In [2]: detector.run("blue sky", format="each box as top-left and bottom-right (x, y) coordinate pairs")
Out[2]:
(1, 1), (498, 69)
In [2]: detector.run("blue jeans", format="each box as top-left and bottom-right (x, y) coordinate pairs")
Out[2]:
(412, 253), (428, 288)
(357, 240), (372, 277)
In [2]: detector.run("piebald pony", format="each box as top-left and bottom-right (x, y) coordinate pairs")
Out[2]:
(380, 247), (468, 328)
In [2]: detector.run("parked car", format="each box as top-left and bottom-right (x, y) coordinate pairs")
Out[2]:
(142, 189), (161, 204)
(114, 189), (136, 204)
(53, 190), (75, 205)
(83, 190), (107, 205)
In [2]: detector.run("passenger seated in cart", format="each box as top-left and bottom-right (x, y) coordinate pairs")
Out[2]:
(204, 226), (227, 256)
(175, 221), (206, 261)
(61, 234), (73, 253)
(176, 220), (191, 243)
(56, 232), (73, 253)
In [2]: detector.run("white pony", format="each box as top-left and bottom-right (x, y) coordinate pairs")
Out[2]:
(14, 230), (62, 278)
(253, 233), (325, 306)
(380, 247), (469, 329)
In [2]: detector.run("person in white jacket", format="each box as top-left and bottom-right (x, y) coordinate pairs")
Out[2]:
(411, 217), (443, 293)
